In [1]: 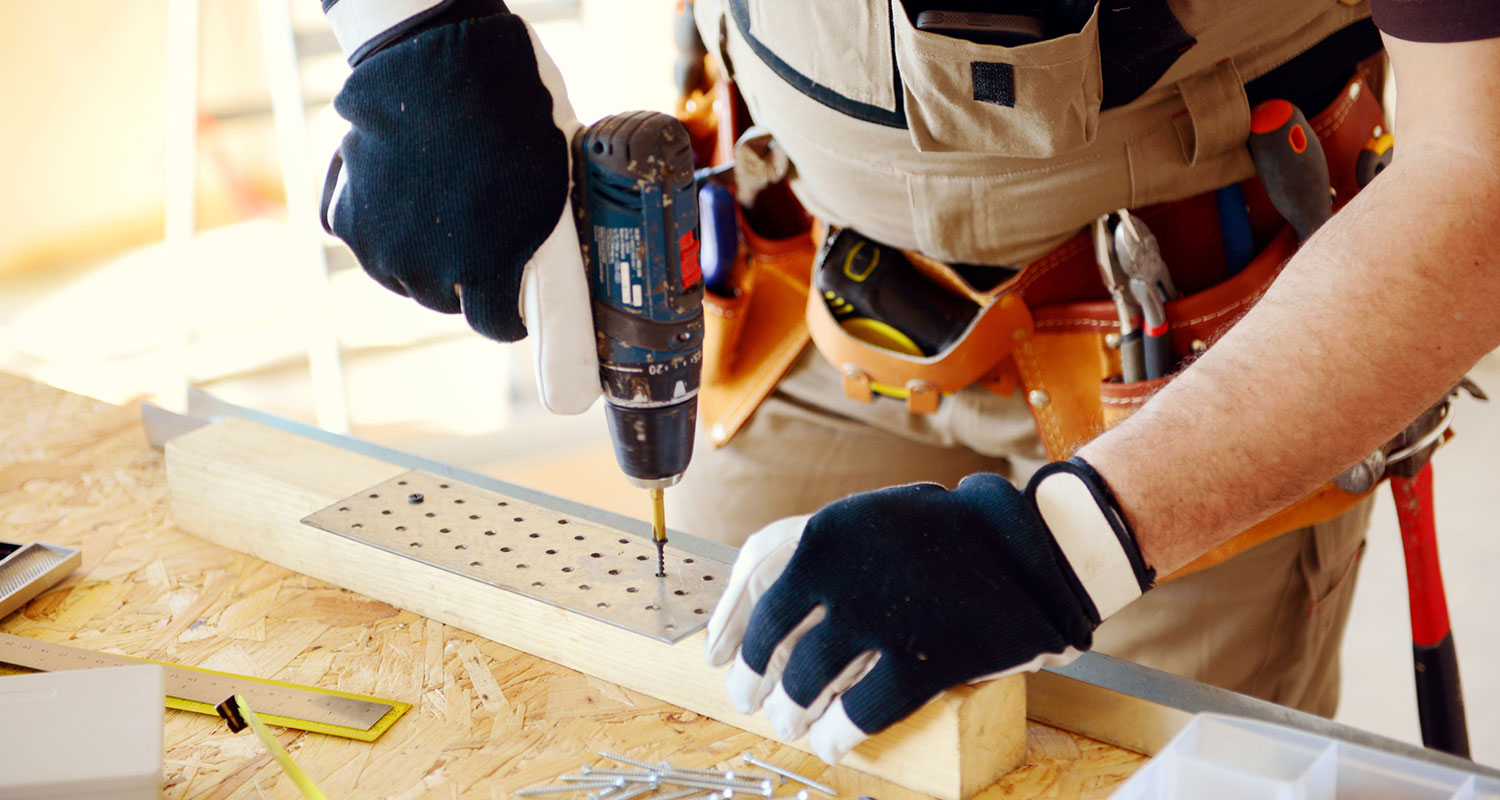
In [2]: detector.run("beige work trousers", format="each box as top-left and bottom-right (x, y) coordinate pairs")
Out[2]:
(672, 350), (1371, 717)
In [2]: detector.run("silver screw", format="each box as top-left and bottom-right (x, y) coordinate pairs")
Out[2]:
(660, 770), (769, 786)
(598, 751), (659, 771)
(652, 789), (716, 800)
(515, 781), (620, 796)
(658, 776), (771, 796)
(656, 763), (723, 777)
(606, 782), (659, 800)
(579, 769), (657, 781)
(741, 752), (837, 796)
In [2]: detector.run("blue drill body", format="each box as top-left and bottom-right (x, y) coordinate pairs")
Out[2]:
(573, 111), (704, 491)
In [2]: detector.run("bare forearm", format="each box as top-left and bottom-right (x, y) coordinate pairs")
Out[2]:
(1080, 131), (1500, 574)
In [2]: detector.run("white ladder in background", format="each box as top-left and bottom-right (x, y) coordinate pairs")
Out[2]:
(162, 0), (350, 433)
(160, 0), (582, 433)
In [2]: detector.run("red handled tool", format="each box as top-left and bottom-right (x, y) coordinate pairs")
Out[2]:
(1363, 378), (1485, 757)
(1247, 100), (1331, 243)
(1389, 462), (1469, 757)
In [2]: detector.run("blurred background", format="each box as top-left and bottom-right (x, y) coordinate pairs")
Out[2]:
(0, 0), (669, 517)
(0, 0), (1495, 770)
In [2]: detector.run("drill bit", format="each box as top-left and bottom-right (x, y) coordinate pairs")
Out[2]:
(650, 488), (667, 578)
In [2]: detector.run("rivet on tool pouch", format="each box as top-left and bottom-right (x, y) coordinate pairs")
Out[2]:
(808, 227), (1033, 413)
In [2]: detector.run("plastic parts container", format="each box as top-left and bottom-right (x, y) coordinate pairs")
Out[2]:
(0, 664), (163, 799)
(1110, 714), (1500, 800)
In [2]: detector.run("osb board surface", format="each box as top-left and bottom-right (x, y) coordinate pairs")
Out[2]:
(0, 372), (1145, 799)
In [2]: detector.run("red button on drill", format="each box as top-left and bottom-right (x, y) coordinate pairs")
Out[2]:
(678, 231), (702, 288)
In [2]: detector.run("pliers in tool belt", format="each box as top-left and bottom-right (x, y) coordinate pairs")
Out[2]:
(1113, 210), (1180, 380)
(1094, 213), (1145, 383)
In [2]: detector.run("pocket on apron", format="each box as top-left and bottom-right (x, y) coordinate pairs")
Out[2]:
(728, 0), (901, 123)
(891, 0), (1103, 157)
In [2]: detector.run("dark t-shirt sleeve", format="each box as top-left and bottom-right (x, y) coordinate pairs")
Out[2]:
(1369, 0), (1500, 43)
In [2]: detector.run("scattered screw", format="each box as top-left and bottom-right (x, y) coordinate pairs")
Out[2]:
(579, 769), (656, 781)
(604, 781), (659, 800)
(655, 764), (723, 778)
(598, 752), (658, 771)
(740, 753), (835, 796)
(650, 789), (714, 800)
(515, 779), (622, 796)
(659, 777), (768, 796)
(408, 493), (424, 504)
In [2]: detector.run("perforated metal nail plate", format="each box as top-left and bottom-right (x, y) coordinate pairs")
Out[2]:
(301, 470), (727, 643)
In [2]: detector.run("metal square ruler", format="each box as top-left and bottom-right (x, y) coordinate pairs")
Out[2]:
(0, 541), (81, 619)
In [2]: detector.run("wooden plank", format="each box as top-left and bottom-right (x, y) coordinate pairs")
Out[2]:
(165, 417), (1026, 799)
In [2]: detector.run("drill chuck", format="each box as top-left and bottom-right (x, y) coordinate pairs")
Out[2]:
(605, 403), (695, 489)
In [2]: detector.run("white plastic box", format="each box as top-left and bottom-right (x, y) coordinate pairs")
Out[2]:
(1110, 714), (1500, 800)
(0, 664), (163, 800)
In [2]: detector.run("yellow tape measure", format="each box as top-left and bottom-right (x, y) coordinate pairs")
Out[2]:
(0, 633), (408, 741)
(219, 695), (329, 800)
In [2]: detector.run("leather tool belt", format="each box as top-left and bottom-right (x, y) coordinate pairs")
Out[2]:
(695, 70), (1388, 577)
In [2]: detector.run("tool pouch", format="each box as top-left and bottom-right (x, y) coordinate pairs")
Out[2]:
(699, 209), (817, 448)
(1016, 69), (1387, 576)
(806, 69), (1388, 577)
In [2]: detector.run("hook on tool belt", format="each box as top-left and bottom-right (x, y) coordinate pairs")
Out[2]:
(1334, 378), (1488, 494)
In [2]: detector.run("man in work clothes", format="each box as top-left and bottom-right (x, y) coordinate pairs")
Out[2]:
(316, 0), (1500, 762)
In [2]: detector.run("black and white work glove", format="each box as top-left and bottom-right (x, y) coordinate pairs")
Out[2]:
(705, 458), (1156, 763)
(321, 0), (598, 413)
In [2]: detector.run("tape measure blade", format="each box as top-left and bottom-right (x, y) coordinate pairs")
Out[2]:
(0, 634), (394, 732)
(170, 670), (392, 730)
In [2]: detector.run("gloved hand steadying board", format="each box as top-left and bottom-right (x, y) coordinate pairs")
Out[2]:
(320, 0), (599, 414)
(705, 458), (1156, 763)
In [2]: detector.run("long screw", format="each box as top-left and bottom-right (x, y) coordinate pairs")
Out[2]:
(651, 789), (718, 800)
(608, 782), (660, 800)
(658, 765), (778, 785)
(515, 780), (622, 796)
(658, 776), (772, 796)
(740, 752), (836, 796)
(598, 751), (658, 771)
(657, 763), (723, 778)
(578, 769), (657, 781)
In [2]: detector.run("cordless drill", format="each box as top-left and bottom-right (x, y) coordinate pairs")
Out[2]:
(572, 111), (704, 578)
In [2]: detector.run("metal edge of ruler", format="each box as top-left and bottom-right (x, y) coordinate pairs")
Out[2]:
(147, 393), (739, 565)
(155, 662), (411, 743)
(0, 634), (409, 742)
(1031, 652), (1500, 779)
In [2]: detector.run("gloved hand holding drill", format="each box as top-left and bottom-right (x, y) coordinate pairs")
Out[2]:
(320, 0), (599, 414)
(705, 460), (1156, 763)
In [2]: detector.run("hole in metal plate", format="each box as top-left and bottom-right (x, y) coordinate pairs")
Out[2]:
(301, 469), (728, 642)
